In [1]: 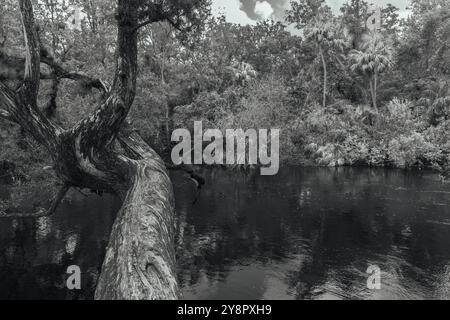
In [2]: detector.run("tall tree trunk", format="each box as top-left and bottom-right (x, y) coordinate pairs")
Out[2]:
(0, 0), (179, 300)
(369, 75), (377, 110)
(319, 45), (327, 108)
(373, 71), (378, 110)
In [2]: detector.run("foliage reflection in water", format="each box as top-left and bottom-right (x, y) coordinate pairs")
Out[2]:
(174, 167), (450, 300)
(0, 167), (450, 300)
(0, 189), (119, 300)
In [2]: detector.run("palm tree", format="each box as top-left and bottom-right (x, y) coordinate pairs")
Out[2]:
(305, 20), (346, 108)
(305, 22), (331, 108)
(286, 1), (346, 108)
(350, 33), (394, 110)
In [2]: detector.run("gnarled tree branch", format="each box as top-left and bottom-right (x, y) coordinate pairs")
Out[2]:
(40, 48), (109, 93)
(0, 49), (109, 93)
(1, 0), (180, 300)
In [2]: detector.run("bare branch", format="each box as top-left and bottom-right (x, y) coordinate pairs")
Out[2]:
(165, 16), (182, 32)
(0, 183), (70, 219)
(40, 49), (109, 93)
(135, 19), (156, 31)
(134, 13), (181, 32)
(167, 163), (205, 189)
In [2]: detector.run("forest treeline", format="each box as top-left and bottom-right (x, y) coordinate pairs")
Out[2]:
(1, 0), (450, 198)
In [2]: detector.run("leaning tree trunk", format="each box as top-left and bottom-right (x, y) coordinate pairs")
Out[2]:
(0, 0), (180, 300)
(95, 133), (178, 300)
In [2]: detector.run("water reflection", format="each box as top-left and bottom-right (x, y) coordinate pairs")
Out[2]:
(0, 189), (119, 300)
(0, 167), (449, 300)
(174, 167), (450, 300)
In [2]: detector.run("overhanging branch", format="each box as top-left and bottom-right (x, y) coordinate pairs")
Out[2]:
(0, 50), (109, 93)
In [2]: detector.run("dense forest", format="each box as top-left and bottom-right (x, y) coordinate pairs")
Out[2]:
(2, 0), (450, 186)
(0, 0), (449, 299)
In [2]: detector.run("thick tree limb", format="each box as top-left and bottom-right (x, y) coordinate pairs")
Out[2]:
(18, 0), (41, 102)
(113, 0), (138, 108)
(0, 80), (61, 150)
(69, 0), (139, 156)
(0, 50), (109, 93)
(1, 0), (180, 300)
(0, 1), (60, 151)
(135, 3), (165, 31)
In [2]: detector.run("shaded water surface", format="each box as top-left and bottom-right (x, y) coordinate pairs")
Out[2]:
(0, 167), (450, 299)
(0, 189), (119, 299)
(174, 167), (450, 300)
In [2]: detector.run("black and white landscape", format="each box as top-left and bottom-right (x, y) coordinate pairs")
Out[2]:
(0, 0), (449, 300)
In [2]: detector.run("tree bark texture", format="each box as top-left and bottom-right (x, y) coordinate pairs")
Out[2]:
(0, 0), (178, 300)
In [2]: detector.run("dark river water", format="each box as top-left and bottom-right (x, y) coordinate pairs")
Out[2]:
(1, 167), (450, 300)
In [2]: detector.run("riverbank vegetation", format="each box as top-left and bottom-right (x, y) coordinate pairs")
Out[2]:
(1, 0), (450, 189)
(171, 0), (450, 173)
(0, 0), (449, 300)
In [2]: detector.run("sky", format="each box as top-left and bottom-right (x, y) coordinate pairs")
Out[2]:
(211, 0), (412, 26)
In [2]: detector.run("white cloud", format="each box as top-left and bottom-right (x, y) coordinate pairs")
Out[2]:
(398, 9), (411, 20)
(211, 0), (256, 25)
(254, 1), (274, 20)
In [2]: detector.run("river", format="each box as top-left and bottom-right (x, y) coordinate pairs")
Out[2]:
(0, 167), (450, 299)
